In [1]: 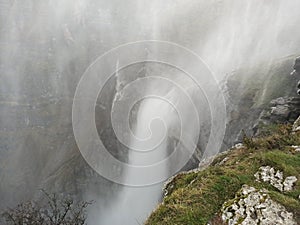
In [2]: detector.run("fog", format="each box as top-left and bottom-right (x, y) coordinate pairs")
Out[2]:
(1, 0), (300, 224)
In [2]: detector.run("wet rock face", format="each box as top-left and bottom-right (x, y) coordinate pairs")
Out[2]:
(290, 56), (300, 94)
(253, 97), (300, 135)
(222, 185), (297, 225)
(223, 56), (299, 150)
(290, 56), (300, 76)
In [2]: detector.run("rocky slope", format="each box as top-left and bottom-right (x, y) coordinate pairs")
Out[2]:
(145, 123), (300, 225)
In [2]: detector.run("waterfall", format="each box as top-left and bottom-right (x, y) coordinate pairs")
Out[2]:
(99, 79), (180, 224)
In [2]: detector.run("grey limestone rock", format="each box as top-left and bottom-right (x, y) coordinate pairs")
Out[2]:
(222, 185), (297, 225)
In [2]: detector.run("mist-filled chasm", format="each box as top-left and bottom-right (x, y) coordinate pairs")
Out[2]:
(1, 0), (300, 224)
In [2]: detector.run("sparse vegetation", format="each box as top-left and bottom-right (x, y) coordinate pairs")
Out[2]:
(145, 124), (300, 225)
(1, 190), (92, 225)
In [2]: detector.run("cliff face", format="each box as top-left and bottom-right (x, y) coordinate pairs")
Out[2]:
(222, 55), (300, 151)
(1, 51), (299, 214)
(145, 123), (300, 225)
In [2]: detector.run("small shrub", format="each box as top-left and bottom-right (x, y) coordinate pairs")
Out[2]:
(1, 190), (92, 225)
(242, 130), (256, 149)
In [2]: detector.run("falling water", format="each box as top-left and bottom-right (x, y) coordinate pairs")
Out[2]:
(98, 71), (187, 224)
(100, 99), (169, 225)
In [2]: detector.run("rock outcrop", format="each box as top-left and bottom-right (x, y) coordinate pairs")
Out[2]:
(253, 97), (300, 135)
(221, 185), (297, 225)
(223, 56), (299, 150)
(254, 166), (297, 192)
(292, 116), (300, 132)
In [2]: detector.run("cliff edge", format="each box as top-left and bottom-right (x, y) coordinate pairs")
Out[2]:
(145, 122), (300, 225)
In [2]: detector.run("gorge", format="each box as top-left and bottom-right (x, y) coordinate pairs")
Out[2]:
(1, 1), (300, 225)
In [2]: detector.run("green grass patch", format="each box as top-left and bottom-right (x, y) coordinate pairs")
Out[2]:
(145, 124), (300, 225)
